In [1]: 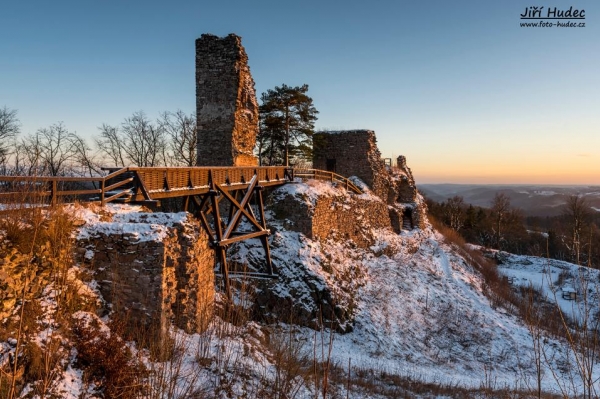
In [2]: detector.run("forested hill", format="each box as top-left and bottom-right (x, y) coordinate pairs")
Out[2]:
(424, 190), (600, 269)
(420, 184), (600, 217)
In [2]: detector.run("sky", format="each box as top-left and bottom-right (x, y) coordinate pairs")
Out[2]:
(1, 0), (598, 184)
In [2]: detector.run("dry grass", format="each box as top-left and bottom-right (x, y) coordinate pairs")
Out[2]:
(72, 313), (146, 398)
(430, 216), (573, 347)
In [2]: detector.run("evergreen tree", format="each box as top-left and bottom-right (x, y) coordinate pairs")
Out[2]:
(257, 84), (318, 166)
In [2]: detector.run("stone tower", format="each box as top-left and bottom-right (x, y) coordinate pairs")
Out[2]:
(195, 34), (258, 166)
(313, 130), (389, 199)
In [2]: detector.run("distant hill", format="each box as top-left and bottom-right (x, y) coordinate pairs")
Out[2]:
(418, 184), (600, 217)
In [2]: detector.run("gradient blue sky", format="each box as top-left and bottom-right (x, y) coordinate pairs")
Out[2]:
(1, 1), (598, 183)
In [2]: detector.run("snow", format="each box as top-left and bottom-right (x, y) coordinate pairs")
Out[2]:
(228, 184), (536, 390)
(274, 178), (358, 207)
(54, 362), (84, 399)
(74, 203), (189, 242)
(11, 181), (600, 397)
(496, 252), (600, 324)
(226, 181), (600, 395)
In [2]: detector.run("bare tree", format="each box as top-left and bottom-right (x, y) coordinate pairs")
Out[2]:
(13, 137), (41, 176)
(72, 135), (102, 179)
(443, 195), (465, 232)
(490, 192), (511, 250)
(563, 195), (591, 265)
(96, 124), (127, 167)
(0, 106), (20, 167)
(37, 122), (80, 176)
(18, 123), (87, 176)
(160, 110), (196, 166)
(121, 111), (167, 167)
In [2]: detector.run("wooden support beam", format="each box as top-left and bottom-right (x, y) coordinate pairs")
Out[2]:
(134, 172), (152, 201)
(104, 189), (133, 204)
(217, 177), (264, 239)
(218, 230), (269, 247)
(209, 175), (231, 298)
(256, 188), (275, 274)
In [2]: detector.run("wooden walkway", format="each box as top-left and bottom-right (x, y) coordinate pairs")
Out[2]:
(0, 166), (361, 298)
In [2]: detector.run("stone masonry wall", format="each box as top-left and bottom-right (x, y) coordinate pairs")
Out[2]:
(196, 33), (258, 166)
(271, 185), (391, 249)
(75, 214), (214, 335)
(313, 130), (427, 230)
(313, 130), (390, 201)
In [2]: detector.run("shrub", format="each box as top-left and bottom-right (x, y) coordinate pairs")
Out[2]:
(72, 312), (146, 398)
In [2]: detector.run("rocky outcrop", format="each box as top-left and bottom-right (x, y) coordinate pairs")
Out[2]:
(196, 33), (259, 166)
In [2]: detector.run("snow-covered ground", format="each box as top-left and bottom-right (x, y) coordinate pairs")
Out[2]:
(226, 181), (600, 395)
(496, 251), (600, 326)
(8, 183), (600, 398)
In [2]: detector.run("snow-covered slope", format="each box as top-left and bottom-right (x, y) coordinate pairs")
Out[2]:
(227, 181), (554, 390)
(7, 182), (599, 398)
(496, 250), (600, 326)
(226, 180), (600, 395)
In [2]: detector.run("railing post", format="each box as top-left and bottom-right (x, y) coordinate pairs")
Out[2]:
(100, 178), (106, 206)
(51, 180), (57, 206)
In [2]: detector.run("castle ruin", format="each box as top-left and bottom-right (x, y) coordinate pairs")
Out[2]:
(313, 130), (390, 200)
(195, 34), (258, 166)
(313, 130), (425, 229)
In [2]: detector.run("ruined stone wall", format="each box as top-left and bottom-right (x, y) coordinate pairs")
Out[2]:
(196, 33), (258, 166)
(313, 130), (427, 230)
(75, 215), (214, 334)
(271, 187), (391, 248)
(393, 155), (418, 203)
(313, 130), (389, 200)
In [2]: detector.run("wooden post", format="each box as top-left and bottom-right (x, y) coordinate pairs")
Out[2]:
(209, 170), (231, 300)
(51, 180), (57, 206)
(256, 186), (274, 275)
(100, 178), (106, 206)
(183, 195), (190, 212)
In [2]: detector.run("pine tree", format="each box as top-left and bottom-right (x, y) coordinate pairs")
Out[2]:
(257, 84), (318, 166)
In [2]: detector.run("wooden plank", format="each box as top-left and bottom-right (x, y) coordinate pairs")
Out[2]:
(211, 169), (228, 186)
(104, 168), (130, 181)
(137, 169), (164, 191)
(257, 189), (274, 274)
(190, 169), (210, 187)
(104, 177), (134, 192)
(218, 230), (269, 247)
(0, 176), (104, 182)
(0, 191), (51, 198)
(55, 189), (103, 196)
(133, 171), (152, 201)
(104, 189), (132, 203)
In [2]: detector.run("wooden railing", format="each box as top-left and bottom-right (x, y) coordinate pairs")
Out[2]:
(292, 168), (362, 194)
(0, 166), (361, 207)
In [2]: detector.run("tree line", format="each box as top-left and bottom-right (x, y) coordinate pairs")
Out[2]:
(0, 107), (197, 177)
(0, 84), (318, 176)
(426, 193), (600, 267)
